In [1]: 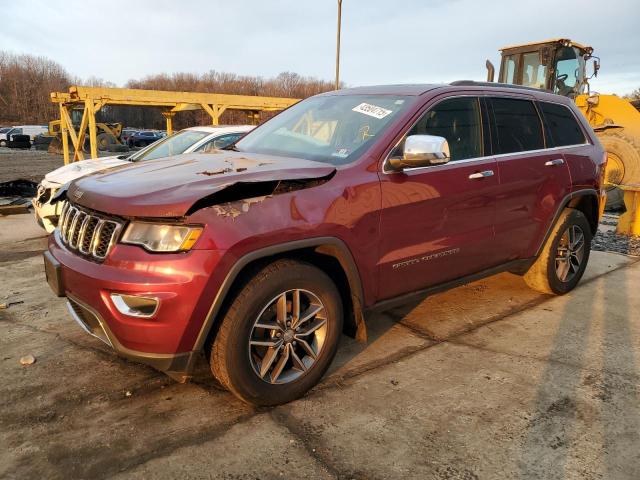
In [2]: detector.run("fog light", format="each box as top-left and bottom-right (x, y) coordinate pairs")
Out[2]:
(111, 293), (159, 318)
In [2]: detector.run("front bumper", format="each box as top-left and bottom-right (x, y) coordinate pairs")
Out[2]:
(46, 231), (226, 381)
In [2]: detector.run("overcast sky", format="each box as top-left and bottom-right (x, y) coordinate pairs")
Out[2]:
(1, 0), (638, 95)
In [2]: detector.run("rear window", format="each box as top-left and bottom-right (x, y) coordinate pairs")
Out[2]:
(490, 98), (544, 154)
(540, 102), (586, 147)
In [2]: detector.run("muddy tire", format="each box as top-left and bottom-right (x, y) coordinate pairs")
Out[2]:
(96, 133), (115, 151)
(524, 209), (592, 295)
(597, 130), (640, 186)
(210, 259), (343, 406)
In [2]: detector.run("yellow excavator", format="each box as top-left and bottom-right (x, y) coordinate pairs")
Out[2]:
(485, 38), (640, 209)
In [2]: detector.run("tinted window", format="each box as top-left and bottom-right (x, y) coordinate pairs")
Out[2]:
(399, 97), (483, 162)
(540, 102), (585, 147)
(490, 98), (544, 154)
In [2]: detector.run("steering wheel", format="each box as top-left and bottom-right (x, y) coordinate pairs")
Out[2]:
(556, 74), (568, 82)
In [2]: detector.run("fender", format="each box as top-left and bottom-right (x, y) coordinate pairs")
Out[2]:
(192, 236), (366, 353)
(535, 188), (599, 257)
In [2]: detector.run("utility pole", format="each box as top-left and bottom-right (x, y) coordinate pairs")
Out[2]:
(335, 0), (342, 90)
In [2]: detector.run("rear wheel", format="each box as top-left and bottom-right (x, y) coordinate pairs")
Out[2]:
(210, 259), (343, 406)
(524, 209), (592, 295)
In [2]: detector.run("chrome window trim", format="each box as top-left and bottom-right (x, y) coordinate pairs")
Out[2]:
(383, 143), (590, 175)
(382, 93), (589, 175)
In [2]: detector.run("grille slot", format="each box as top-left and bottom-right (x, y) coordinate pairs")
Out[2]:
(58, 201), (122, 261)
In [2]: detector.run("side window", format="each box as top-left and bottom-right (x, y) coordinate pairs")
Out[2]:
(501, 55), (517, 84)
(489, 98), (544, 154)
(394, 97), (483, 162)
(196, 133), (242, 152)
(540, 102), (586, 147)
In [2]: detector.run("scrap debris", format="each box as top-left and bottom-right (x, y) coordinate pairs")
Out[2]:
(19, 355), (36, 366)
(0, 179), (37, 215)
(0, 301), (24, 309)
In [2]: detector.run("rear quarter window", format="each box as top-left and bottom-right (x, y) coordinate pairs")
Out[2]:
(540, 101), (586, 147)
(489, 97), (544, 154)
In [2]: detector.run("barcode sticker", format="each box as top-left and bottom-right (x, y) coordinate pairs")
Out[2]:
(352, 103), (392, 119)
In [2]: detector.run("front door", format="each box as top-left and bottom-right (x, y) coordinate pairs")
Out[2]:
(377, 96), (500, 301)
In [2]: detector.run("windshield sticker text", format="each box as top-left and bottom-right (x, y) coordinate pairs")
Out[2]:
(352, 103), (393, 119)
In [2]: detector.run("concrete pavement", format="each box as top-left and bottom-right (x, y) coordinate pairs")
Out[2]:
(1, 213), (639, 479)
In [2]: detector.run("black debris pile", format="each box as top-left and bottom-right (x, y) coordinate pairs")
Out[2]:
(0, 179), (38, 215)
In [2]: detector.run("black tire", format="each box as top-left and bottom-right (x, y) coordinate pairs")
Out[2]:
(210, 259), (343, 406)
(524, 208), (592, 295)
(96, 132), (116, 151)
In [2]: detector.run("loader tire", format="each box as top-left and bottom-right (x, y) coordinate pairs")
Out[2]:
(597, 130), (640, 186)
(97, 133), (115, 152)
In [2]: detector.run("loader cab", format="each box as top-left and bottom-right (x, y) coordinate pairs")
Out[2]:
(496, 39), (595, 98)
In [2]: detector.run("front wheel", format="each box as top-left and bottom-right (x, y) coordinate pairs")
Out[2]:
(524, 208), (592, 295)
(210, 259), (343, 406)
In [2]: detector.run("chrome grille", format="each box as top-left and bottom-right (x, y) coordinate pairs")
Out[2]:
(59, 202), (122, 260)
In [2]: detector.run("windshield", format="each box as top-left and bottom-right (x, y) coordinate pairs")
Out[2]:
(129, 129), (209, 161)
(0, 127), (12, 134)
(235, 94), (414, 165)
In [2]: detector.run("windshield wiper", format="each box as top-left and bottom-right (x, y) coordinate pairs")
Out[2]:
(221, 144), (239, 152)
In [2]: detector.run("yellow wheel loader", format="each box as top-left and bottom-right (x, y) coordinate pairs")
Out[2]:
(47, 107), (125, 155)
(485, 38), (640, 209)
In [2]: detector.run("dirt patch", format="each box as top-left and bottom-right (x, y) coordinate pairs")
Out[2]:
(0, 148), (65, 183)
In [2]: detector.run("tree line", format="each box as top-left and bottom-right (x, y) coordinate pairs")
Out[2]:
(0, 51), (336, 130)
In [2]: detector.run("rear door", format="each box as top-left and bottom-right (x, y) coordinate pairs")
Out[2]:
(377, 95), (500, 300)
(489, 96), (572, 261)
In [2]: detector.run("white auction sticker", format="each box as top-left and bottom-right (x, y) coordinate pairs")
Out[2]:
(352, 103), (393, 119)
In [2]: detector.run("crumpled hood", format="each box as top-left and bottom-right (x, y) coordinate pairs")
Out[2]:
(44, 155), (130, 185)
(69, 151), (336, 217)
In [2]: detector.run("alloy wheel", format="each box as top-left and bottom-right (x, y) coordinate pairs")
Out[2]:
(249, 289), (327, 384)
(555, 224), (585, 282)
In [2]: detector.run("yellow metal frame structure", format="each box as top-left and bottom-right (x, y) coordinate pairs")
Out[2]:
(51, 86), (299, 164)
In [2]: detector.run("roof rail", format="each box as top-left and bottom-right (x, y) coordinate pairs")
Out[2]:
(449, 80), (552, 94)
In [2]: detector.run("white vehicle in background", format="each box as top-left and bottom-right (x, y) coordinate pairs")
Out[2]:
(33, 125), (254, 232)
(0, 126), (15, 146)
(0, 125), (48, 145)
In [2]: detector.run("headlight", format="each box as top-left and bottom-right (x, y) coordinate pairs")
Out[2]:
(121, 223), (202, 252)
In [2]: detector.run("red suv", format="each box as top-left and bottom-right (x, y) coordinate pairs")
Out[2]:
(44, 82), (606, 405)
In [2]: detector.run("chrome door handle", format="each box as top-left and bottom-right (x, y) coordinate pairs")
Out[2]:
(545, 158), (565, 166)
(468, 170), (494, 180)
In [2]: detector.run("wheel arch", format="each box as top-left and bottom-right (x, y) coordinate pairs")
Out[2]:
(536, 188), (599, 257)
(193, 237), (367, 354)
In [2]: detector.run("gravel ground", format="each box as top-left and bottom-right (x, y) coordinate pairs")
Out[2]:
(0, 148), (65, 183)
(593, 213), (640, 256)
(0, 147), (117, 184)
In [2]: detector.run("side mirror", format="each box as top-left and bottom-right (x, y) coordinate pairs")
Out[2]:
(388, 135), (450, 171)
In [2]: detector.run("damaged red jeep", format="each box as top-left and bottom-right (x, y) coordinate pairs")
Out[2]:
(44, 82), (606, 405)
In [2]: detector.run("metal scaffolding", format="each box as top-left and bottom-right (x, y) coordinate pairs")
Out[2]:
(50, 86), (299, 164)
